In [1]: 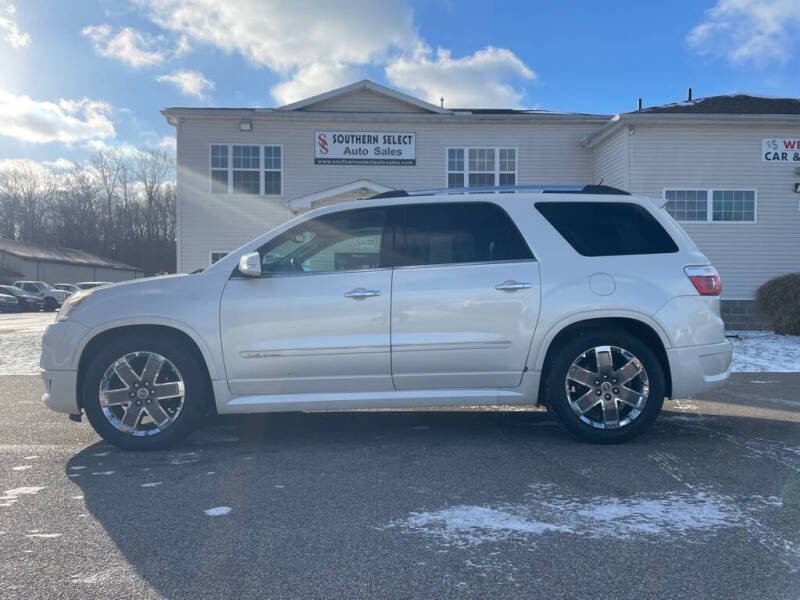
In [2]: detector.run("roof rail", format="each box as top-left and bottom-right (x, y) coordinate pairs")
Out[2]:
(369, 184), (630, 199)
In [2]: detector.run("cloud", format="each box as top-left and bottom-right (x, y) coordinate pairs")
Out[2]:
(157, 69), (214, 98)
(158, 135), (176, 151)
(82, 24), (165, 68)
(0, 1), (29, 47)
(385, 44), (535, 108)
(688, 0), (800, 67)
(137, 0), (416, 72)
(0, 89), (115, 145)
(270, 62), (363, 105)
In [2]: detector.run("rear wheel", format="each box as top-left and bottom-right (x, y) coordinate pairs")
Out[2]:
(543, 328), (665, 443)
(82, 333), (210, 450)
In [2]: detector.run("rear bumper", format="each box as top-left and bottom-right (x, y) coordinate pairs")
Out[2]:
(667, 340), (732, 398)
(41, 370), (79, 415)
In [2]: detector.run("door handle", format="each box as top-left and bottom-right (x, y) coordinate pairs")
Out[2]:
(344, 288), (381, 299)
(495, 280), (532, 291)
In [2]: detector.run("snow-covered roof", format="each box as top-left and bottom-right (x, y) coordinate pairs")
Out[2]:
(633, 94), (800, 115)
(0, 238), (142, 271)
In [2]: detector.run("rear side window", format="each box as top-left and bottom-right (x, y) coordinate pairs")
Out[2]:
(391, 202), (533, 267)
(535, 202), (678, 256)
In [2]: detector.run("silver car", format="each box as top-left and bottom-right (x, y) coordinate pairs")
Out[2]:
(41, 185), (731, 449)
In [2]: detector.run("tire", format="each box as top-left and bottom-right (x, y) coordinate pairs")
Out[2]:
(44, 297), (57, 312)
(543, 328), (666, 443)
(82, 332), (210, 450)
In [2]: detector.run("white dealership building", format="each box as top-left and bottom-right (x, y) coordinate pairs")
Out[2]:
(163, 80), (800, 328)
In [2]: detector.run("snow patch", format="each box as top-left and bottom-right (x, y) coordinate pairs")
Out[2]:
(26, 533), (61, 538)
(1, 486), (46, 504)
(12, 465), (31, 471)
(204, 506), (231, 517)
(729, 331), (800, 373)
(140, 482), (162, 488)
(387, 487), (740, 547)
(91, 471), (115, 476)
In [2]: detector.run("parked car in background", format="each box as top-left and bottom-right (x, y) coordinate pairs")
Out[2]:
(75, 281), (113, 290)
(41, 185), (732, 450)
(0, 285), (43, 311)
(14, 281), (68, 311)
(54, 283), (81, 295)
(0, 292), (20, 312)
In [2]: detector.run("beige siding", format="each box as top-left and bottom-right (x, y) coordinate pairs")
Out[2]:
(592, 127), (628, 190)
(176, 116), (597, 272)
(629, 123), (800, 299)
(299, 89), (430, 113)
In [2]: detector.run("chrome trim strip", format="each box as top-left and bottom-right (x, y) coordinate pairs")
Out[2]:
(241, 345), (390, 359)
(392, 340), (512, 352)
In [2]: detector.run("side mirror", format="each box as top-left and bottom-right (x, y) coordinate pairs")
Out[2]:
(238, 252), (261, 277)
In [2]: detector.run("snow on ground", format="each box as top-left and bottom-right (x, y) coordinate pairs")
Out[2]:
(727, 331), (800, 373)
(0, 313), (796, 375)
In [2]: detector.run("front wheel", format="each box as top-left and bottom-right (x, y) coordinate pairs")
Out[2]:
(82, 333), (210, 450)
(44, 297), (57, 311)
(543, 329), (666, 443)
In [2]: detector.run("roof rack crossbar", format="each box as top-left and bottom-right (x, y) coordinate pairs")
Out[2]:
(369, 184), (630, 199)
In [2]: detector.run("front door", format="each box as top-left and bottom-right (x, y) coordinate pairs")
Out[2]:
(220, 207), (393, 396)
(389, 202), (541, 390)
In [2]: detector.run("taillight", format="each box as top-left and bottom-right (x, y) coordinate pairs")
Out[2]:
(685, 265), (721, 296)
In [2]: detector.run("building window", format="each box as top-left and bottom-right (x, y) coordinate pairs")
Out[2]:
(264, 145), (282, 195)
(664, 190), (708, 222)
(712, 190), (755, 222)
(210, 145), (229, 194)
(210, 144), (283, 196)
(664, 189), (756, 223)
(210, 251), (229, 265)
(232, 145), (260, 194)
(447, 147), (516, 189)
(447, 149), (464, 188)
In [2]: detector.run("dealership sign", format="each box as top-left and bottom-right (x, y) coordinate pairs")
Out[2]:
(315, 131), (415, 166)
(762, 138), (800, 162)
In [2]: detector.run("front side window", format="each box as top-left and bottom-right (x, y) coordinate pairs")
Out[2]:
(536, 202), (678, 256)
(257, 207), (387, 275)
(447, 147), (516, 189)
(664, 189), (755, 223)
(210, 251), (229, 265)
(393, 202), (533, 267)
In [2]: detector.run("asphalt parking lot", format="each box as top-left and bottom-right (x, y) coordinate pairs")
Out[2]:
(1, 370), (799, 599)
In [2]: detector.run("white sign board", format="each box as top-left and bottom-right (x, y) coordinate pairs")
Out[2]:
(315, 131), (415, 166)
(762, 138), (800, 162)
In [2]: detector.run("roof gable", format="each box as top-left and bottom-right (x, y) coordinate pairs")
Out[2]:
(277, 80), (448, 114)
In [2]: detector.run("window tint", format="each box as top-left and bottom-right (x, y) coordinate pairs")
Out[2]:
(536, 202), (678, 256)
(392, 202), (533, 267)
(258, 207), (387, 275)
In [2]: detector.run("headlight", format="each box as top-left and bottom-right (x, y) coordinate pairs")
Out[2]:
(57, 290), (93, 321)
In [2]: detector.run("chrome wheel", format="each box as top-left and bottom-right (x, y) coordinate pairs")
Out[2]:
(99, 352), (185, 437)
(564, 345), (649, 429)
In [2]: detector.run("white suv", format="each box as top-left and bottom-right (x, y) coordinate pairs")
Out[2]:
(41, 185), (732, 449)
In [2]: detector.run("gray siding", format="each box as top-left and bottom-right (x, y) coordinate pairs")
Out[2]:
(176, 116), (598, 272)
(299, 89), (430, 113)
(628, 123), (800, 299)
(591, 127), (628, 190)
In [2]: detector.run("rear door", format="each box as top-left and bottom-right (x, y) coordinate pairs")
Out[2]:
(389, 202), (541, 390)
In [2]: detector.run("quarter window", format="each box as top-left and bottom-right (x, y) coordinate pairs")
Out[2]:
(536, 202), (678, 256)
(210, 251), (229, 265)
(392, 202), (533, 267)
(664, 189), (755, 223)
(447, 147), (516, 189)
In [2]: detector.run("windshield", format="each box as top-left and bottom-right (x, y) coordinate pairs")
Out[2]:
(36, 281), (54, 291)
(0, 286), (18, 295)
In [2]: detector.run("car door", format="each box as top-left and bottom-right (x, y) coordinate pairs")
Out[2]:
(220, 206), (394, 397)
(390, 202), (541, 390)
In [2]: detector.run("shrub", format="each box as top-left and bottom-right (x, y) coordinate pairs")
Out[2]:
(754, 273), (800, 335)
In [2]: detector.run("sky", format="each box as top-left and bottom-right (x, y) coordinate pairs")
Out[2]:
(1, 0), (799, 168)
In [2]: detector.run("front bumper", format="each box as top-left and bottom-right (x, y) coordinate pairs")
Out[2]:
(41, 369), (79, 414)
(667, 339), (733, 398)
